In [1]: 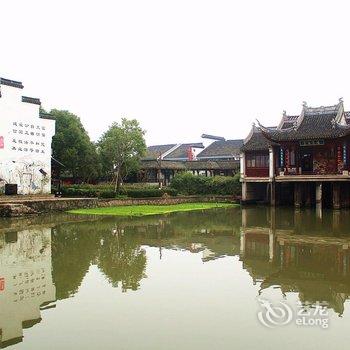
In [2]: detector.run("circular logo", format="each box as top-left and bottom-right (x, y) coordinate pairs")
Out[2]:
(257, 298), (293, 328)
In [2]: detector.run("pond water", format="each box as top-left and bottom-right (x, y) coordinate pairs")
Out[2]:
(1, 207), (350, 349)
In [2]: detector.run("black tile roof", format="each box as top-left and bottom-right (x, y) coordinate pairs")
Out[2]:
(141, 159), (186, 170)
(40, 112), (55, 120)
(164, 143), (204, 160)
(0, 77), (24, 89)
(22, 96), (41, 105)
(197, 139), (243, 159)
(185, 160), (239, 170)
(144, 144), (177, 160)
(241, 128), (276, 151)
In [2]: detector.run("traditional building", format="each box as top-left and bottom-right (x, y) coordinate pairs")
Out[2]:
(240, 99), (350, 208)
(140, 139), (242, 185)
(139, 143), (204, 184)
(0, 78), (56, 195)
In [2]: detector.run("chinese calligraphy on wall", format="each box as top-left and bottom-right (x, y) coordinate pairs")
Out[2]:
(11, 121), (47, 155)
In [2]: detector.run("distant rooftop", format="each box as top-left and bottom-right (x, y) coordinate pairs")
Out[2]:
(144, 144), (177, 159)
(144, 142), (204, 160)
(198, 139), (243, 159)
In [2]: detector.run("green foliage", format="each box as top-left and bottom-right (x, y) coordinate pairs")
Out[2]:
(51, 109), (100, 182)
(98, 119), (146, 189)
(60, 187), (98, 198)
(99, 190), (120, 199)
(170, 173), (241, 196)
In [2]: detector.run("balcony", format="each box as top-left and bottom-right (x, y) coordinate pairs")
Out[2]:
(275, 167), (350, 182)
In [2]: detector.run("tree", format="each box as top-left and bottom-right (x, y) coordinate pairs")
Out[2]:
(98, 118), (146, 190)
(51, 109), (100, 182)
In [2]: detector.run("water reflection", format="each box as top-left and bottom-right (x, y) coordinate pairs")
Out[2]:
(1, 207), (350, 348)
(0, 227), (55, 348)
(240, 207), (350, 315)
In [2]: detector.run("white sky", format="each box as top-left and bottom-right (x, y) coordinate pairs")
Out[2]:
(2, 0), (350, 145)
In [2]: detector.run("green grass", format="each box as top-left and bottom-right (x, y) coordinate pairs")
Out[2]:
(68, 202), (238, 217)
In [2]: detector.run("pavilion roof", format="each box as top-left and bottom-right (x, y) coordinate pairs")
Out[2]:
(258, 100), (350, 142)
(240, 124), (278, 151)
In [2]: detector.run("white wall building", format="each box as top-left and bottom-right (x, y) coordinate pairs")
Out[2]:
(0, 78), (55, 195)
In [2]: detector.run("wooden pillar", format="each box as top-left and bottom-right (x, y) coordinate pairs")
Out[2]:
(242, 182), (247, 202)
(269, 148), (274, 179)
(333, 183), (341, 210)
(240, 152), (245, 179)
(294, 183), (302, 208)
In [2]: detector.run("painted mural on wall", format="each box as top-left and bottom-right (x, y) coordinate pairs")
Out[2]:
(0, 158), (50, 195)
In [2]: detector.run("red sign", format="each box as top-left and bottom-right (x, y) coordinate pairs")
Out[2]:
(0, 278), (5, 291)
(0, 136), (4, 149)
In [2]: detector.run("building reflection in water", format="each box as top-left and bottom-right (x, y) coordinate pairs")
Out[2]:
(0, 227), (56, 348)
(240, 207), (350, 315)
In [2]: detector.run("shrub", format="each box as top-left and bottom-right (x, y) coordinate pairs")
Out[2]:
(162, 188), (178, 197)
(60, 187), (98, 197)
(59, 183), (179, 198)
(99, 190), (118, 199)
(126, 188), (163, 198)
(170, 173), (241, 196)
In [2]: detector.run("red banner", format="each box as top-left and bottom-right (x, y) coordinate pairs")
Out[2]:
(0, 136), (4, 149)
(0, 278), (5, 291)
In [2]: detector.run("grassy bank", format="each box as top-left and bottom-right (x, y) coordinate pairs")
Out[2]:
(68, 202), (238, 217)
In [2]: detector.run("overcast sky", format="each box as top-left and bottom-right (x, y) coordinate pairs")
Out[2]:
(2, 0), (350, 145)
